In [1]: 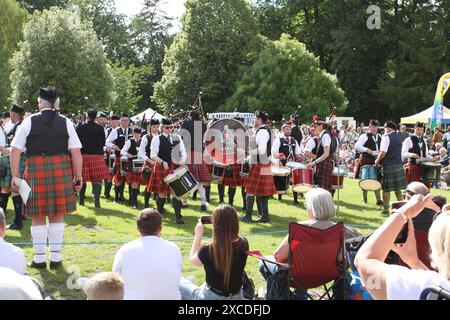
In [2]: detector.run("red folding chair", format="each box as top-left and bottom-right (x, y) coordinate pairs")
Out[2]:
(248, 222), (347, 300)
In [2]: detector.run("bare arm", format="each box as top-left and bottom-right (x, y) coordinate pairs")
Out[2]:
(70, 148), (83, 192)
(10, 147), (22, 178)
(189, 220), (204, 267)
(273, 235), (289, 262)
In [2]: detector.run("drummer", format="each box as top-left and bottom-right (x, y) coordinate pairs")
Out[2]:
(402, 121), (436, 187)
(271, 121), (304, 204)
(121, 127), (142, 209)
(355, 119), (383, 206)
(147, 117), (187, 224)
(103, 115), (120, 199)
(138, 118), (160, 208)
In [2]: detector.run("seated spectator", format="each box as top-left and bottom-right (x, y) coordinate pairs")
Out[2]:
(439, 147), (449, 166)
(83, 272), (124, 300)
(112, 208), (182, 300)
(355, 193), (450, 299)
(402, 182), (439, 232)
(0, 209), (26, 274)
(0, 267), (43, 300)
(180, 204), (248, 300)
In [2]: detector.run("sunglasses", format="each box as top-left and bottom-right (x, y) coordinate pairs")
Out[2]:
(164, 126), (174, 129)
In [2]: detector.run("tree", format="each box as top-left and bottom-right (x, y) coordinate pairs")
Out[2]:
(10, 7), (113, 114)
(110, 63), (145, 114)
(224, 34), (347, 122)
(20, 0), (68, 13)
(153, 0), (262, 113)
(0, 0), (29, 110)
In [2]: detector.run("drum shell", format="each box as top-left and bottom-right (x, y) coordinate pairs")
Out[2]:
(164, 167), (199, 200)
(359, 165), (381, 191)
(420, 162), (441, 183)
(292, 168), (313, 193)
(132, 160), (145, 173)
(212, 163), (225, 181)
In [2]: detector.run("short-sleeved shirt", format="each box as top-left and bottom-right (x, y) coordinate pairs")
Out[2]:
(198, 237), (249, 294)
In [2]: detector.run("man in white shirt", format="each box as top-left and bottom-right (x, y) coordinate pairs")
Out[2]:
(0, 210), (26, 274)
(2, 112), (14, 135)
(103, 115), (120, 199)
(112, 208), (182, 300)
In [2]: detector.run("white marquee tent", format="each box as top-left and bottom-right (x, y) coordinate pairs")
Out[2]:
(131, 108), (164, 122)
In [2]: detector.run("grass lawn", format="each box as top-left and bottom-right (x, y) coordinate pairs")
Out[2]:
(4, 178), (449, 299)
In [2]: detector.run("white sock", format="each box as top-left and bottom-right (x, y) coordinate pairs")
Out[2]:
(31, 225), (48, 264)
(198, 184), (207, 205)
(48, 223), (65, 262)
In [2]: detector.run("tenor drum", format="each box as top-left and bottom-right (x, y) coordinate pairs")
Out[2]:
(120, 156), (131, 176)
(212, 162), (226, 181)
(132, 159), (145, 173)
(272, 166), (291, 194)
(164, 166), (199, 200)
(288, 162), (314, 193)
(332, 167), (346, 190)
(240, 160), (251, 178)
(420, 162), (441, 183)
(107, 153), (116, 174)
(204, 118), (251, 165)
(359, 165), (381, 191)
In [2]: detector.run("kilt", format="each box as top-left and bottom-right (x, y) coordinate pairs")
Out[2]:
(404, 163), (421, 184)
(315, 158), (334, 192)
(0, 154), (26, 187)
(147, 163), (176, 194)
(222, 164), (243, 187)
(355, 156), (375, 179)
(126, 170), (142, 185)
(381, 164), (407, 192)
(24, 154), (76, 217)
(187, 151), (211, 183)
(245, 163), (276, 196)
(140, 162), (152, 186)
(113, 155), (126, 184)
(82, 154), (110, 183)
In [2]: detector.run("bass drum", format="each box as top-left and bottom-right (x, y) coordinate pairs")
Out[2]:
(204, 118), (251, 165)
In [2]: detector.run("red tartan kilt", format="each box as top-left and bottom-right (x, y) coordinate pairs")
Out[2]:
(147, 163), (173, 194)
(126, 171), (143, 185)
(139, 162), (152, 186)
(82, 154), (110, 182)
(245, 163), (276, 196)
(113, 155), (126, 184)
(405, 163), (421, 184)
(187, 163), (211, 183)
(355, 156), (376, 179)
(223, 164), (243, 187)
(315, 158), (334, 192)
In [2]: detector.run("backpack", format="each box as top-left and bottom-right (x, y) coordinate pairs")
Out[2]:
(266, 268), (290, 300)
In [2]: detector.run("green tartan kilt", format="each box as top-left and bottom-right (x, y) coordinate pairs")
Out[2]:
(381, 164), (407, 192)
(0, 154), (26, 188)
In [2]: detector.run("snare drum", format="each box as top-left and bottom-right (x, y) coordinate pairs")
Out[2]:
(288, 162), (314, 193)
(108, 153), (116, 174)
(332, 167), (346, 190)
(420, 161), (441, 183)
(212, 162), (226, 181)
(272, 166), (291, 194)
(120, 156), (131, 176)
(359, 165), (381, 191)
(132, 159), (145, 173)
(164, 166), (199, 200)
(240, 160), (251, 178)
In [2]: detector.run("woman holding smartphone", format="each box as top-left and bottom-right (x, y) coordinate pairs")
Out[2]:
(180, 204), (249, 300)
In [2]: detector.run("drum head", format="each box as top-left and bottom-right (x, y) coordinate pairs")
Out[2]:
(286, 161), (305, 169)
(204, 119), (250, 165)
(359, 179), (381, 191)
(293, 184), (312, 193)
(272, 166), (291, 176)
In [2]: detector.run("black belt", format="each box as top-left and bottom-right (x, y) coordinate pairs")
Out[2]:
(206, 284), (241, 297)
(27, 152), (69, 157)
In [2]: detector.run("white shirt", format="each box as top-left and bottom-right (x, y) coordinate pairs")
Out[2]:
(10, 109), (82, 151)
(255, 125), (271, 155)
(120, 138), (140, 158)
(0, 237), (26, 275)
(0, 267), (43, 300)
(105, 126), (130, 149)
(304, 137), (317, 153)
(355, 133), (381, 153)
(443, 131), (450, 142)
(318, 130), (331, 148)
(380, 131), (395, 153)
(150, 134), (187, 163)
(138, 133), (157, 161)
(401, 135), (433, 161)
(271, 135), (302, 158)
(112, 236), (182, 300)
(3, 120), (14, 135)
(385, 264), (450, 300)
(0, 127), (6, 148)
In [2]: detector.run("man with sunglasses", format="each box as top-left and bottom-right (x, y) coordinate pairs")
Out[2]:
(147, 118), (187, 224)
(375, 121), (407, 215)
(402, 182), (439, 232)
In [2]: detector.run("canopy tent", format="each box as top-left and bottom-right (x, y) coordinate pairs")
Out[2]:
(131, 108), (164, 122)
(401, 105), (450, 125)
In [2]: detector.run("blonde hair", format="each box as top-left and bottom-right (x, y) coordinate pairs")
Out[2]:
(84, 272), (124, 300)
(428, 213), (450, 279)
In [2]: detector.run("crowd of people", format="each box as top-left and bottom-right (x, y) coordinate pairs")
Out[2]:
(0, 85), (449, 300)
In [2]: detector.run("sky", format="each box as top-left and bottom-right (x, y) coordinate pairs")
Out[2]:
(115, 0), (186, 32)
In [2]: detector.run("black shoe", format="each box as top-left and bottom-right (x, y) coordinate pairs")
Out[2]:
(28, 261), (46, 269)
(176, 217), (185, 224)
(79, 200), (85, 206)
(256, 216), (271, 223)
(7, 222), (23, 230)
(242, 206), (247, 212)
(293, 200), (299, 206)
(49, 261), (62, 269)
(240, 216), (253, 223)
(200, 205), (207, 211)
(376, 200), (384, 206)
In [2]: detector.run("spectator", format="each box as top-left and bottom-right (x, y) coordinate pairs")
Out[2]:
(442, 125), (450, 148)
(398, 125), (410, 143)
(355, 193), (449, 300)
(180, 204), (249, 300)
(112, 208), (182, 300)
(83, 272), (124, 300)
(402, 182), (438, 232)
(432, 195), (447, 211)
(432, 127), (443, 146)
(424, 127), (433, 149)
(0, 209), (26, 274)
(0, 267), (43, 300)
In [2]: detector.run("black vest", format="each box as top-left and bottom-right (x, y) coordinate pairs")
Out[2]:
(114, 127), (131, 149)
(291, 126), (303, 146)
(310, 137), (319, 155)
(408, 135), (427, 164)
(26, 111), (68, 156)
(382, 132), (402, 166)
(317, 131), (333, 159)
(278, 136), (296, 162)
(106, 127), (113, 138)
(128, 138), (140, 156)
(145, 134), (152, 158)
(157, 134), (180, 165)
(363, 133), (381, 160)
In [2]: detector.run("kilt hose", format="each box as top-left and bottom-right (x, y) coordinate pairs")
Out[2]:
(24, 154), (76, 217)
(187, 151), (211, 183)
(245, 163), (276, 196)
(222, 164), (243, 187)
(0, 154), (26, 187)
(113, 155), (126, 184)
(381, 164), (407, 192)
(147, 163), (177, 194)
(315, 158), (334, 192)
(355, 155), (376, 179)
(82, 154), (110, 183)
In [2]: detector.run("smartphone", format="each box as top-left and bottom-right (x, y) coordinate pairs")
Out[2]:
(200, 215), (212, 224)
(391, 201), (406, 211)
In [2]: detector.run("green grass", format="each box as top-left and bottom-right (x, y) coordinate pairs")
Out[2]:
(4, 179), (449, 299)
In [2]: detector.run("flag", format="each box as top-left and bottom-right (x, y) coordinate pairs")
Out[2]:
(430, 73), (450, 130)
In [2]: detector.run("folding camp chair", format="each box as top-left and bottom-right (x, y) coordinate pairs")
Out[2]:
(248, 222), (347, 300)
(420, 286), (450, 300)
